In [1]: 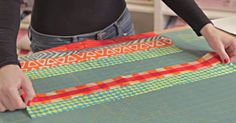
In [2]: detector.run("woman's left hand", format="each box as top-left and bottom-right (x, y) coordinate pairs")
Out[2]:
(201, 23), (236, 64)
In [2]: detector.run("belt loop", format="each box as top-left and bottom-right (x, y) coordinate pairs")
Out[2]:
(96, 31), (107, 40)
(72, 36), (78, 43)
(28, 26), (32, 41)
(114, 22), (123, 37)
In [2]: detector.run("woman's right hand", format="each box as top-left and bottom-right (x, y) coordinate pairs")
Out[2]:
(201, 24), (236, 63)
(0, 65), (35, 112)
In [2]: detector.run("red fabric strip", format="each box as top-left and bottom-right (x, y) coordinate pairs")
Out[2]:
(46, 32), (158, 52)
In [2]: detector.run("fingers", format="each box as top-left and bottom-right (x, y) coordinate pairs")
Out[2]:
(1, 87), (26, 111)
(215, 44), (230, 64)
(0, 101), (6, 112)
(0, 65), (35, 111)
(0, 88), (13, 111)
(202, 26), (235, 64)
(6, 88), (26, 110)
(1, 97), (15, 111)
(0, 85), (32, 111)
(228, 50), (236, 62)
(21, 77), (35, 104)
(230, 56), (236, 62)
(227, 50), (236, 57)
(226, 41), (236, 62)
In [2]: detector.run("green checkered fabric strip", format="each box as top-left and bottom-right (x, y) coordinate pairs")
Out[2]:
(27, 63), (236, 118)
(25, 46), (182, 80)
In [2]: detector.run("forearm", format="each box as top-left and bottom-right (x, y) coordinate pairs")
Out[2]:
(0, 0), (21, 68)
(162, 0), (211, 36)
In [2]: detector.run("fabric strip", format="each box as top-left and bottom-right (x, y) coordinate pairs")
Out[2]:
(25, 46), (181, 80)
(18, 33), (159, 62)
(46, 32), (158, 52)
(20, 37), (173, 72)
(28, 53), (220, 105)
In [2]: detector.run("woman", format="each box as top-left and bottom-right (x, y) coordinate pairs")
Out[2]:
(0, 0), (235, 112)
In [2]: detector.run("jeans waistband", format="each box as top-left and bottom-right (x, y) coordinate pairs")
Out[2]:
(29, 8), (130, 42)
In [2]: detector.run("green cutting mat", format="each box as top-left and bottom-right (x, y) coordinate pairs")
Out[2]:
(1, 29), (236, 123)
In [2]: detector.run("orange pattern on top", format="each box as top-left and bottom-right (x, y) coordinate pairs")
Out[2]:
(20, 37), (174, 72)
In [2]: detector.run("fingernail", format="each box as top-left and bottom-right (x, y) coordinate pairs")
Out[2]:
(27, 100), (31, 106)
(224, 59), (229, 64)
(21, 91), (26, 101)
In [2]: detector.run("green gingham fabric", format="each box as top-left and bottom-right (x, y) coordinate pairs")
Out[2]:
(25, 46), (182, 80)
(27, 63), (236, 118)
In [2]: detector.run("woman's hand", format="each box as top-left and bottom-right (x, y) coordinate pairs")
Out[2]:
(201, 24), (236, 64)
(0, 65), (35, 112)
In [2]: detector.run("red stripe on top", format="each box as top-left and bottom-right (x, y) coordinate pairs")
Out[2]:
(46, 32), (158, 52)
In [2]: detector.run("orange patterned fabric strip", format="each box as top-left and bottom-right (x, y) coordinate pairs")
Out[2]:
(20, 37), (174, 72)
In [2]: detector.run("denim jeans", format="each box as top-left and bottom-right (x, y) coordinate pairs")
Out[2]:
(29, 8), (135, 52)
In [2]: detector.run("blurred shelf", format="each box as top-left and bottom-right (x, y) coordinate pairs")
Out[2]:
(126, 0), (153, 5)
(127, 4), (154, 13)
(126, 0), (154, 13)
(154, 0), (236, 32)
(161, 3), (236, 19)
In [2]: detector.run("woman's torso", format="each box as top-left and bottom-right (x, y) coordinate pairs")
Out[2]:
(31, 0), (126, 36)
